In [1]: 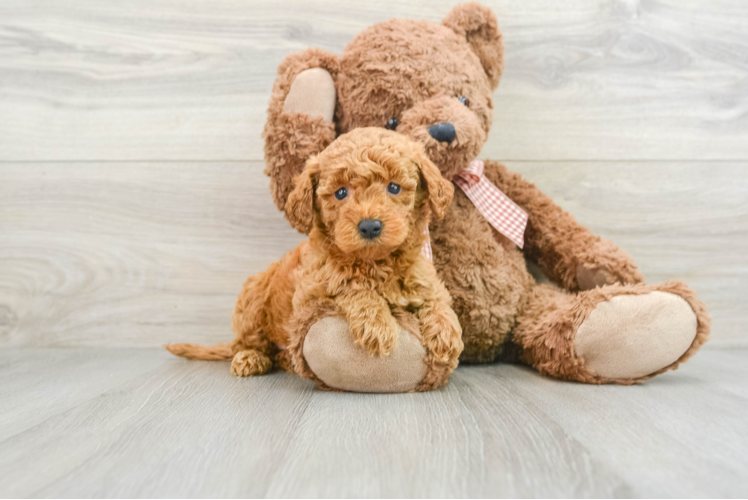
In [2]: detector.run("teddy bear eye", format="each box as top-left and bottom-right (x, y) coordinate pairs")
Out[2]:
(334, 187), (348, 200)
(458, 96), (469, 107)
(387, 182), (401, 195)
(386, 118), (399, 130)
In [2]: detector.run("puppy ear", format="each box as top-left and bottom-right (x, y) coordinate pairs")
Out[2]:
(418, 153), (454, 220)
(443, 3), (504, 90)
(285, 156), (320, 234)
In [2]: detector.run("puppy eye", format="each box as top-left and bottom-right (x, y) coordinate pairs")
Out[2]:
(458, 96), (469, 107)
(334, 187), (348, 200)
(386, 118), (399, 130)
(387, 183), (401, 195)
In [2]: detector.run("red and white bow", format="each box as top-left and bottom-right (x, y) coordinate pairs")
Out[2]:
(421, 160), (528, 260)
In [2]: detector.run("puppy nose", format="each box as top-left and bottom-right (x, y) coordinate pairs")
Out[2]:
(427, 122), (456, 143)
(358, 219), (383, 240)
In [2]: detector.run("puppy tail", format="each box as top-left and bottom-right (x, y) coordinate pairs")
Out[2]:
(164, 341), (237, 361)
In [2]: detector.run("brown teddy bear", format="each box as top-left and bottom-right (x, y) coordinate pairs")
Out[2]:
(262, 2), (710, 391)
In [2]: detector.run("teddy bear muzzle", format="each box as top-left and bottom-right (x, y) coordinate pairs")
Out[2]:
(427, 122), (456, 144)
(396, 95), (488, 180)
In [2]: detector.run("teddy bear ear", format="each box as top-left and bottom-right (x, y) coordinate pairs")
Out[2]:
(442, 2), (504, 90)
(285, 156), (320, 234)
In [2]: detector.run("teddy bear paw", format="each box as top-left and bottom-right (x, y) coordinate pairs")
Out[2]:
(576, 263), (619, 290)
(575, 240), (645, 291)
(282, 67), (336, 122)
(574, 291), (698, 379)
(303, 317), (428, 393)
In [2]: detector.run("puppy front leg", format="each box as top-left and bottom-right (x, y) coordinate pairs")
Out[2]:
(336, 291), (399, 357)
(415, 279), (464, 365)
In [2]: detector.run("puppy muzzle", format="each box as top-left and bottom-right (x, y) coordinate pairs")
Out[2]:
(358, 219), (383, 240)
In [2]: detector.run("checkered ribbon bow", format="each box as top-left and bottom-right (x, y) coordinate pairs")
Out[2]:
(421, 160), (528, 260)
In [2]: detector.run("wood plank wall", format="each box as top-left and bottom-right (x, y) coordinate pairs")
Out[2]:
(1, 0), (746, 347)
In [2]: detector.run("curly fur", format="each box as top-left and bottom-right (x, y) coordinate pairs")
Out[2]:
(167, 128), (463, 391)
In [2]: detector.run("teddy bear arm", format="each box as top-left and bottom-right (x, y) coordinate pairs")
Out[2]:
(480, 160), (644, 291)
(263, 49), (339, 214)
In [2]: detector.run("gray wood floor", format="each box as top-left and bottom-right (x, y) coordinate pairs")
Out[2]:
(1, 348), (746, 498)
(2, 0), (748, 497)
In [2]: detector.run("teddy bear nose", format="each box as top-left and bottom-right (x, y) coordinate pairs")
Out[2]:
(427, 122), (456, 144)
(358, 219), (383, 240)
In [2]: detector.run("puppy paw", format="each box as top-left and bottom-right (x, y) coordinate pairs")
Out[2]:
(422, 311), (464, 364)
(231, 349), (273, 377)
(350, 314), (400, 357)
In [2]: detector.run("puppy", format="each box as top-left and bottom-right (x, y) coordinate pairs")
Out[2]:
(166, 128), (463, 389)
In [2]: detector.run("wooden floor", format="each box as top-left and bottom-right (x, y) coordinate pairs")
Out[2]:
(0, 348), (746, 498)
(2, 0), (748, 498)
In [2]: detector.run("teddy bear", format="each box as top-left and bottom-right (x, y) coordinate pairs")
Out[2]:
(261, 2), (710, 391)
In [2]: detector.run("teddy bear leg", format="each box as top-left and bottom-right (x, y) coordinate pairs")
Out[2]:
(299, 316), (433, 393)
(513, 281), (710, 384)
(289, 312), (456, 393)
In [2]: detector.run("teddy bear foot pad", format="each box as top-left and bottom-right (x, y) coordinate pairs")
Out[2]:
(574, 291), (698, 379)
(303, 316), (428, 393)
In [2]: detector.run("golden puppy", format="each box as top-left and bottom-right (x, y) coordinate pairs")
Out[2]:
(166, 128), (463, 392)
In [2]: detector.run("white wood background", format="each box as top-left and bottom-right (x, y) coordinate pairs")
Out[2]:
(1, 0), (747, 348)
